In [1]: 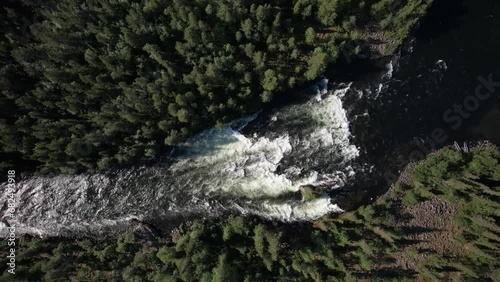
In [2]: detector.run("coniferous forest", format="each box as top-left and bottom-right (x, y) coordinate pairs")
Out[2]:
(2, 0), (500, 281)
(0, 0), (432, 174)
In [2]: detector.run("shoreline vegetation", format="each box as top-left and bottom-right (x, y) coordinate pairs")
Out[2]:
(5, 1), (497, 281)
(1, 0), (433, 175)
(2, 144), (498, 281)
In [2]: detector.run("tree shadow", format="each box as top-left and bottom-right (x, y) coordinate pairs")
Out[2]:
(372, 267), (419, 279)
(397, 238), (424, 247)
(399, 226), (441, 236)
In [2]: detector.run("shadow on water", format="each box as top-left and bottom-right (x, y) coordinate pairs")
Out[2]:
(416, 0), (468, 41)
(333, 0), (500, 208)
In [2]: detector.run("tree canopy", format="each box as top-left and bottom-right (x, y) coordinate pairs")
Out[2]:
(0, 0), (433, 173)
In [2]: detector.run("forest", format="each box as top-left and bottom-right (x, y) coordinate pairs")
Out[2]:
(1, 144), (498, 281)
(0, 0), (433, 174)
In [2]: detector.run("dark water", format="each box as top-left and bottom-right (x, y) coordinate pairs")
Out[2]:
(1, 0), (499, 237)
(335, 0), (500, 207)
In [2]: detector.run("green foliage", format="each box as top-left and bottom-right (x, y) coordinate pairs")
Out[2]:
(305, 27), (317, 44)
(370, 0), (434, 52)
(356, 205), (375, 221)
(355, 250), (373, 271)
(222, 215), (250, 241)
(407, 249), (419, 258)
(392, 145), (500, 280)
(402, 189), (419, 206)
(211, 254), (239, 282)
(412, 148), (465, 185)
(0, 0), (431, 174)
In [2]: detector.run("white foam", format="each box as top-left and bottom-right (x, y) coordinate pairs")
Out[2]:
(436, 60), (447, 71)
(383, 61), (394, 80)
(1, 80), (361, 234)
(255, 196), (344, 221)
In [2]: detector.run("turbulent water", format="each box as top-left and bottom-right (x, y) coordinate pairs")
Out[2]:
(0, 56), (473, 238)
(0, 80), (363, 237)
(3, 0), (499, 237)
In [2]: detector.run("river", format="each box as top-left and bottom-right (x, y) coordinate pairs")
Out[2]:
(1, 0), (499, 238)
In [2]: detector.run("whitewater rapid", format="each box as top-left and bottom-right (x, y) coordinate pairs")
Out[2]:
(0, 80), (359, 237)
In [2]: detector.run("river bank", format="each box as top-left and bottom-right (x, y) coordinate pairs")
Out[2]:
(2, 143), (498, 281)
(4, 0), (499, 239)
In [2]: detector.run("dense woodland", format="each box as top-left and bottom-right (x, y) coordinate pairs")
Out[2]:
(0, 0), (433, 174)
(1, 145), (498, 281)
